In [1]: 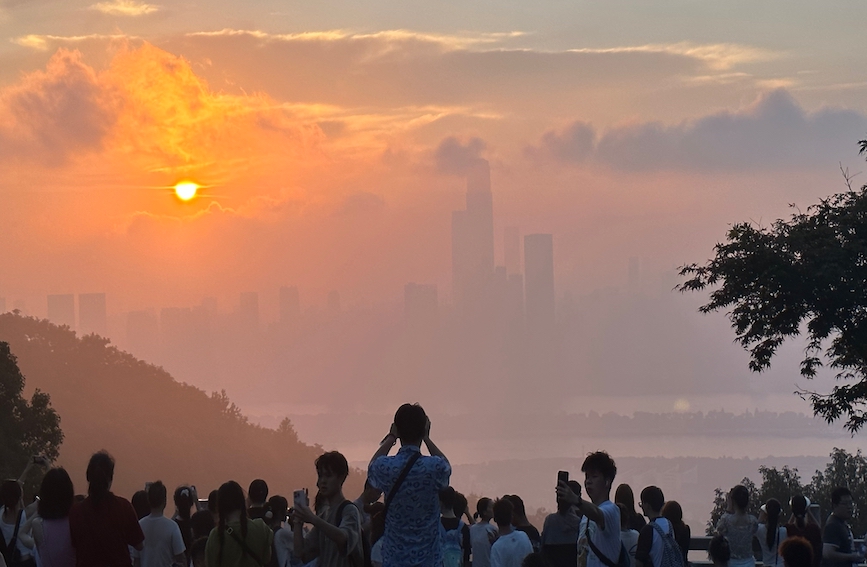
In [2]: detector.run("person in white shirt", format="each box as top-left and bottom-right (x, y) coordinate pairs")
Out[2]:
(470, 498), (498, 567)
(135, 481), (186, 567)
(556, 451), (622, 567)
(490, 498), (533, 567)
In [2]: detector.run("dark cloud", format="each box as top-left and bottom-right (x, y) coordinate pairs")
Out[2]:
(530, 90), (867, 172)
(434, 136), (486, 174)
(0, 49), (116, 165)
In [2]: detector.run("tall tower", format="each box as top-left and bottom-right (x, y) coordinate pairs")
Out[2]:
(524, 234), (555, 334)
(47, 294), (75, 328)
(451, 159), (494, 312)
(78, 293), (107, 336)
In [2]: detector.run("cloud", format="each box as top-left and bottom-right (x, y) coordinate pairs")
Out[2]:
(529, 89), (867, 171)
(0, 49), (116, 165)
(90, 0), (159, 16)
(336, 192), (386, 215)
(568, 41), (778, 71)
(434, 136), (486, 174)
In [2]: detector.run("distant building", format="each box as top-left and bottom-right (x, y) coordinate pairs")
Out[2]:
(524, 234), (555, 334)
(327, 290), (341, 313)
(127, 310), (159, 361)
(504, 226), (521, 275)
(279, 286), (300, 323)
(451, 159), (494, 312)
(239, 292), (259, 331)
(79, 293), (107, 336)
(404, 283), (438, 329)
(47, 294), (75, 328)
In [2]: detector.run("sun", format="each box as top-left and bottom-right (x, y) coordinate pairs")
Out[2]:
(174, 181), (199, 201)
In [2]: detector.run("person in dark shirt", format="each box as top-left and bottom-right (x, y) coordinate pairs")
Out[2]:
(68, 452), (144, 567)
(784, 495), (822, 567)
(248, 479), (269, 521)
(505, 495), (541, 553)
(821, 487), (864, 567)
(541, 480), (581, 567)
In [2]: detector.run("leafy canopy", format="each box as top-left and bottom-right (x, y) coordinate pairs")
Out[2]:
(680, 139), (867, 433)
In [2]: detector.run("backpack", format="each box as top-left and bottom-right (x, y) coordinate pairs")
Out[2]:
(335, 500), (369, 567)
(649, 521), (685, 567)
(441, 519), (465, 567)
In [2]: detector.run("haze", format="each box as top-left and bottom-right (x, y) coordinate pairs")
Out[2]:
(2, 0), (866, 525)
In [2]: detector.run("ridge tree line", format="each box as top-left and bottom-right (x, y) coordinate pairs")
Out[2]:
(707, 447), (867, 537)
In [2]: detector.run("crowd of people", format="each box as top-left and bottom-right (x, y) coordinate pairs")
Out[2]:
(0, 403), (863, 567)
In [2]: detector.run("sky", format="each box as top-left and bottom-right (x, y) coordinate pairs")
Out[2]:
(2, 0), (867, 425)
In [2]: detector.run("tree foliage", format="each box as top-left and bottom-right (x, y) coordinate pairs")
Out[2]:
(680, 141), (867, 432)
(0, 341), (63, 480)
(708, 448), (867, 537)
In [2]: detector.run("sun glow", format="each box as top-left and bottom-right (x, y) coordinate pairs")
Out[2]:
(174, 181), (199, 201)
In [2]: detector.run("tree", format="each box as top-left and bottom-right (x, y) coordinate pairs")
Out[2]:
(0, 341), (63, 480)
(680, 140), (867, 432)
(706, 477), (759, 535)
(806, 448), (867, 536)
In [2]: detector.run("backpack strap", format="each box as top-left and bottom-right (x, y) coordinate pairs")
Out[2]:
(584, 518), (618, 567)
(229, 530), (264, 566)
(382, 451), (421, 522)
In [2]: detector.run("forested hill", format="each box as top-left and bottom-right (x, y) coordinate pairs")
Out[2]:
(0, 313), (362, 500)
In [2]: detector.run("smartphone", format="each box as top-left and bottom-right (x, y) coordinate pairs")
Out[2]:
(557, 470), (569, 485)
(293, 489), (308, 509)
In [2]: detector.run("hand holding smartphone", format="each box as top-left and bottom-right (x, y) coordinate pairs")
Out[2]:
(293, 488), (309, 509)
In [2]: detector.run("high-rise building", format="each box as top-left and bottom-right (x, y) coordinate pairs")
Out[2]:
(524, 234), (555, 334)
(504, 226), (521, 275)
(79, 293), (107, 336)
(239, 292), (259, 330)
(279, 286), (300, 323)
(404, 283), (438, 329)
(451, 159), (495, 312)
(47, 294), (75, 328)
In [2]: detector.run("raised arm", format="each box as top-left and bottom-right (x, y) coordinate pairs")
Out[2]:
(555, 481), (604, 526)
(422, 418), (448, 463)
(369, 423), (398, 468)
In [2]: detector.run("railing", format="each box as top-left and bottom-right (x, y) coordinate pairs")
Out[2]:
(687, 536), (866, 566)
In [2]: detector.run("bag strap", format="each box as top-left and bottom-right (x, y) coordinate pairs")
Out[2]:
(584, 517), (618, 567)
(229, 530), (264, 566)
(7, 510), (23, 556)
(382, 451), (421, 522)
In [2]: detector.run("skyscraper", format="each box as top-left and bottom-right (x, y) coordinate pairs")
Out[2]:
(524, 234), (555, 334)
(279, 286), (300, 323)
(451, 159), (494, 312)
(47, 294), (75, 328)
(79, 293), (107, 336)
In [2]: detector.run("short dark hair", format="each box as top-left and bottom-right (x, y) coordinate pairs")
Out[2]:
(476, 497), (493, 517)
(780, 536), (812, 567)
(832, 486), (852, 506)
(38, 468), (74, 520)
(394, 403), (426, 442)
(248, 479), (268, 503)
(581, 451), (617, 482)
(0, 480), (22, 510)
(453, 491), (468, 518)
(730, 484), (750, 510)
(268, 495), (288, 525)
(147, 480), (167, 509)
(439, 486), (456, 508)
(567, 480), (582, 496)
(493, 498), (514, 526)
(191, 510), (215, 540)
(708, 534), (731, 563)
(315, 451), (349, 479)
(640, 486), (665, 513)
(86, 451), (115, 500)
(131, 490), (149, 519)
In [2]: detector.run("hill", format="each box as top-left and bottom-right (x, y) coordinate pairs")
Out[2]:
(0, 312), (363, 501)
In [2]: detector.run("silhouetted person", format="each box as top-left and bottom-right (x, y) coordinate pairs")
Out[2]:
(439, 487), (470, 567)
(470, 498), (498, 567)
(248, 480), (269, 521)
(661, 501), (690, 565)
(132, 491), (150, 521)
(541, 480), (581, 567)
(708, 534), (731, 567)
(490, 498), (533, 567)
(292, 451), (363, 567)
(715, 485), (756, 567)
(784, 495), (821, 567)
(368, 403), (450, 567)
(634, 486), (683, 567)
(780, 536), (812, 567)
(135, 481), (185, 567)
(821, 487), (864, 567)
(172, 485), (197, 564)
(29, 467), (75, 567)
(68, 451), (144, 567)
(556, 451), (621, 567)
(206, 481), (272, 567)
(757, 499), (786, 567)
(614, 484), (646, 532)
(505, 495), (541, 553)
